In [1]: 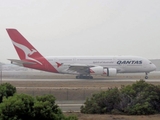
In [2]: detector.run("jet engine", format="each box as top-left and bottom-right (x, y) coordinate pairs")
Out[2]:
(90, 66), (117, 76)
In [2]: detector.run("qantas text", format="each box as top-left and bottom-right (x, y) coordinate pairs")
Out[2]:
(117, 60), (142, 65)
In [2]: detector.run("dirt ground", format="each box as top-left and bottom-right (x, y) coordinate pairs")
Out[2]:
(4, 80), (160, 88)
(65, 113), (160, 120)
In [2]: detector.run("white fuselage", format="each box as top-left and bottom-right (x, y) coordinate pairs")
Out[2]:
(45, 56), (156, 75)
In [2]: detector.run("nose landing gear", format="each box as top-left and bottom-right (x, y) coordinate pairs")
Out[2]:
(145, 72), (148, 79)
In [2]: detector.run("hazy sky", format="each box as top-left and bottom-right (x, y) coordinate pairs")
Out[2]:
(0, 0), (160, 63)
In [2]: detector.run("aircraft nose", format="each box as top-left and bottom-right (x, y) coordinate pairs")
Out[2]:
(152, 64), (156, 71)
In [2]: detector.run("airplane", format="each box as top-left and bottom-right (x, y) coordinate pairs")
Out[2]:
(6, 28), (156, 79)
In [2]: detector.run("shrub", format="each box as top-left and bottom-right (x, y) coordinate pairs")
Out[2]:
(0, 94), (77, 120)
(0, 83), (16, 103)
(33, 95), (63, 120)
(81, 80), (160, 115)
(0, 94), (34, 120)
(81, 87), (121, 114)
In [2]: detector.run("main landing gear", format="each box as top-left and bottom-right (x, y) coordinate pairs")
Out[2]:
(76, 75), (93, 79)
(145, 72), (148, 79)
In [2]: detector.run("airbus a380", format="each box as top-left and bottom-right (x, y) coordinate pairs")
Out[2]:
(6, 29), (156, 79)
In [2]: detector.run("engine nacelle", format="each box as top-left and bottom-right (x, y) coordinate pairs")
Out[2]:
(107, 68), (117, 76)
(90, 66), (117, 76)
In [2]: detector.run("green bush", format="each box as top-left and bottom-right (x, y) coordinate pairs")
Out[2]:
(0, 94), (34, 120)
(33, 95), (63, 120)
(122, 80), (160, 114)
(81, 87), (121, 114)
(0, 83), (16, 103)
(81, 80), (160, 115)
(0, 83), (77, 120)
(0, 94), (77, 120)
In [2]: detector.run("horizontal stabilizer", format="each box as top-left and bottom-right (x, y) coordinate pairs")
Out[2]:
(8, 59), (36, 66)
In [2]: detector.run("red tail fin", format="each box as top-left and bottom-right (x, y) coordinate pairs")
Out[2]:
(6, 29), (42, 60)
(6, 29), (58, 73)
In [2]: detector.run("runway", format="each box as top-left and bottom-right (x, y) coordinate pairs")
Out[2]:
(2, 78), (160, 82)
(1, 71), (160, 80)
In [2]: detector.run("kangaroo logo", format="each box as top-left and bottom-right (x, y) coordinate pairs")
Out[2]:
(56, 62), (63, 68)
(12, 40), (42, 65)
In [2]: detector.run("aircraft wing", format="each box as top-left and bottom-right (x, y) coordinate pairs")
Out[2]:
(67, 64), (94, 74)
(8, 59), (37, 66)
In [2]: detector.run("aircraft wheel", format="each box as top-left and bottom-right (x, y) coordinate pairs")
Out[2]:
(145, 76), (148, 79)
(145, 72), (148, 79)
(84, 76), (93, 79)
(79, 75), (83, 79)
(76, 76), (80, 79)
(76, 75), (93, 79)
(84, 76), (87, 79)
(88, 76), (93, 79)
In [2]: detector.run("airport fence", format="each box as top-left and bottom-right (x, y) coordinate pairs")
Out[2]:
(16, 87), (104, 101)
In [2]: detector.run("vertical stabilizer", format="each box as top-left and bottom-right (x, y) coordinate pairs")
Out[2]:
(6, 29), (58, 73)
